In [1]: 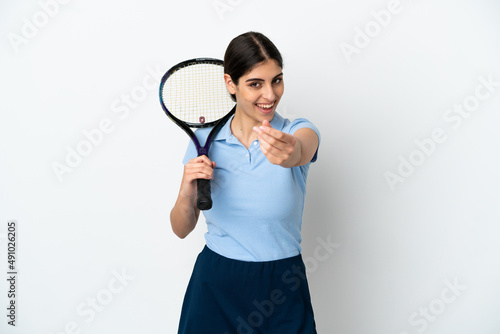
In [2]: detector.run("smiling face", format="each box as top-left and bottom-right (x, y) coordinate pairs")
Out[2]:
(225, 59), (284, 126)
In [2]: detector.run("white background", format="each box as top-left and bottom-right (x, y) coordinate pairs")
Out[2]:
(1, 0), (500, 333)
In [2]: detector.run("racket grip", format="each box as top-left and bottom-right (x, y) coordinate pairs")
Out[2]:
(196, 179), (212, 210)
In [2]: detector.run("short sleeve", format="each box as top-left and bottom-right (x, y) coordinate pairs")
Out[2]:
(286, 118), (320, 163)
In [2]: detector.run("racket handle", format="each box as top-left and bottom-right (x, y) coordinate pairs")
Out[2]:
(196, 179), (212, 210)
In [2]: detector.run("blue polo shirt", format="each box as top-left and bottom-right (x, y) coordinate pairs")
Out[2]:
(182, 112), (320, 261)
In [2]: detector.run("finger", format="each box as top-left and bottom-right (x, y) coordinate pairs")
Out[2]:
(258, 137), (290, 159)
(257, 134), (280, 153)
(262, 120), (272, 128)
(255, 125), (289, 143)
(189, 155), (213, 166)
(185, 165), (214, 180)
(259, 144), (286, 165)
(185, 160), (215, 180)
(186, 161), (214, 173)
(256, 130), (288, 149)
(257, 130), (296, 157)
(187, 157), (215, 173)
(253, 125), (280, 144)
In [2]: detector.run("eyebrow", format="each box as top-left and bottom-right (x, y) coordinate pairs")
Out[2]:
(245, 72), (283, 82)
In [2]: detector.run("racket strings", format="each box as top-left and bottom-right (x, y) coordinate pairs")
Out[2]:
(162, 62), (234, 125)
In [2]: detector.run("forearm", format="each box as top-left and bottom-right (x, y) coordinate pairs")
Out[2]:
(170, 193), (199, 239)
(281, 129), (318, 168)
(280, 138), (302, 168)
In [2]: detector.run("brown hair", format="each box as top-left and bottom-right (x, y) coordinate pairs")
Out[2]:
(224, 32), (283, 101)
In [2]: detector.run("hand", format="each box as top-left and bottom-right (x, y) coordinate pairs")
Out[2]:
(179, 155), (215, 198)
(253, 120), (298, 167)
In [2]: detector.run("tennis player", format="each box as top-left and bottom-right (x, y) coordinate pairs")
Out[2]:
(171, 31), (320, 334)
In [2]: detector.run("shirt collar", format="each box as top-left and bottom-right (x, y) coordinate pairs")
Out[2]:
(215, 112), (286, 143)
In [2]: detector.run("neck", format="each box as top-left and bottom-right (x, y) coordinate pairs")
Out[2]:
(230, 111), (261, 148)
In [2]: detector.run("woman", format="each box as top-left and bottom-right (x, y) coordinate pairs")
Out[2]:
(172, 31), (320, 333)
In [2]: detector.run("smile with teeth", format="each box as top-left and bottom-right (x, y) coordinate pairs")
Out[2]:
(256, 101), (275, 109)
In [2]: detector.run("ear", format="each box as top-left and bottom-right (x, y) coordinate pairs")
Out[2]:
(224, 73), (236, 95)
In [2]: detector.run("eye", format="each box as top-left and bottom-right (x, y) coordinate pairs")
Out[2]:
(249, 82), (261, 88)
(273, 77), (283, 84)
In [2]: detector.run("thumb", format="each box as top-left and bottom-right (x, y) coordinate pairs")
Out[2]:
(261, 120), (272, 128)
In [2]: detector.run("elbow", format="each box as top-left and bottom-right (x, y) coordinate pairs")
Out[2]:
(175, 230), (189, 239)
(171, 224), (190, 239)
(170, 205), (197, 239)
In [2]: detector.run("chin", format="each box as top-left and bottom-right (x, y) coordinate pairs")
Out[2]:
(257, 110), (275, 123)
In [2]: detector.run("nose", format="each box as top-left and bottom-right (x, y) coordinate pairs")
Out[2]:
(262, 83), (276, 101)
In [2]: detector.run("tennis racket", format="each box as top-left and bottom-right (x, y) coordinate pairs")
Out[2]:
(159, 58), (236, 211)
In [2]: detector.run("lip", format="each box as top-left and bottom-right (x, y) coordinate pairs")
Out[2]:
(255, 100), (276, 114)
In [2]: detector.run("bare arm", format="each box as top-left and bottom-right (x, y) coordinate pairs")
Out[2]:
(170, 156), (215, 238)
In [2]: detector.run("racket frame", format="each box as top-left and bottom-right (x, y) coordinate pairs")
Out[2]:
(159, 57), (236, 209)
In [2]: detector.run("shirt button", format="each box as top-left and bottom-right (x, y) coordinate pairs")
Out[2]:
(253, 142), (258, 146)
